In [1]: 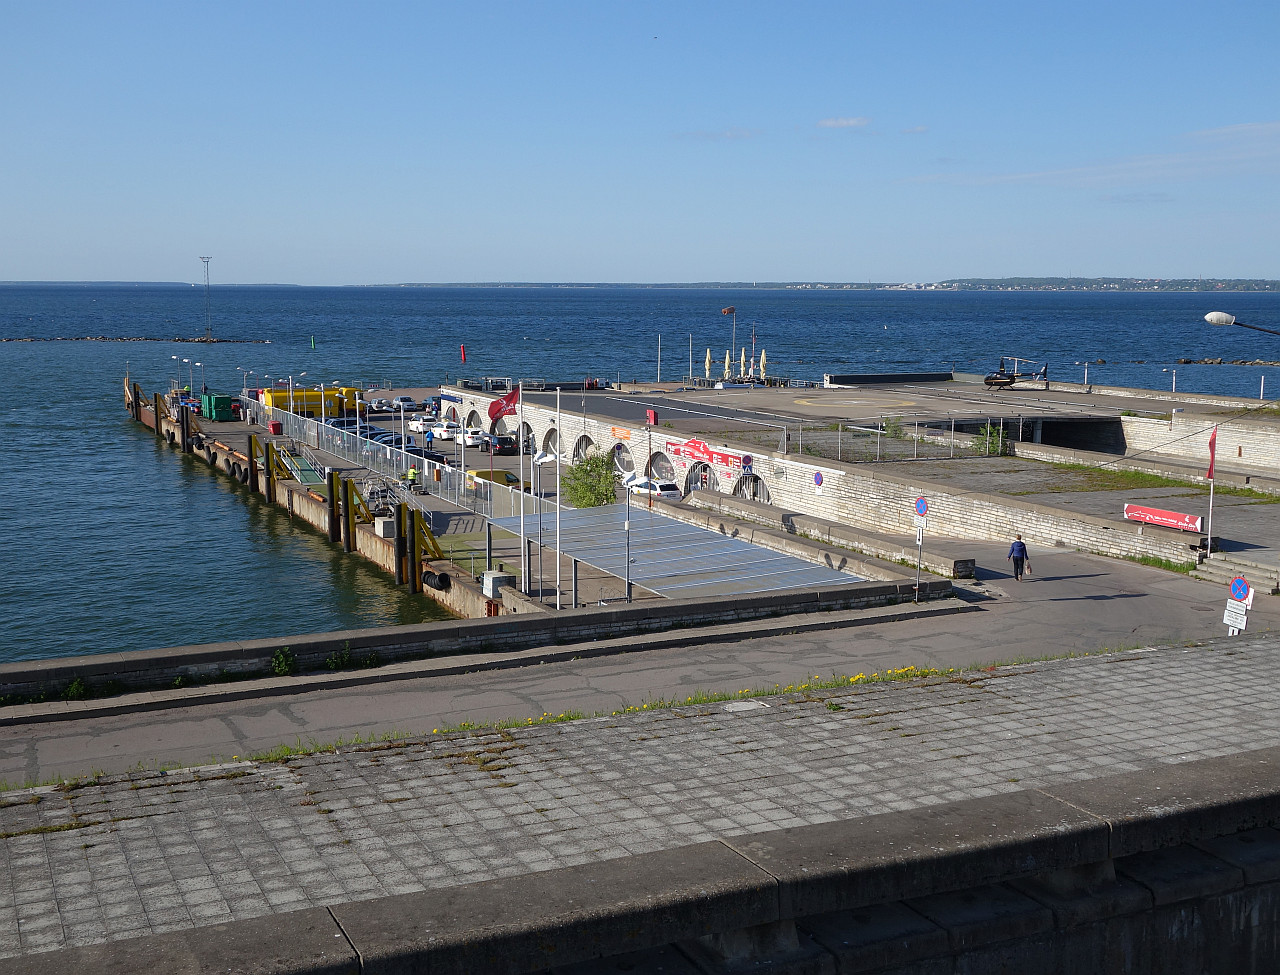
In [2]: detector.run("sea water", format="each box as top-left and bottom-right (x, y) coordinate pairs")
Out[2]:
(2, 284), (1278, 661)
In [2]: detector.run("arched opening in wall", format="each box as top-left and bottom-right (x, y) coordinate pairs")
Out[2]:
(493, 416), (515, 436)
(445, 405), (459, 422)
(732, 473), (772, 504)
(686, 462), (720, 494)
(465, 409), (484, 429)
(573, 435), (595, 462)
(542, 428), (559, 458)
(647, 451), (676, 480)
(518, 421), (535, 454)
(613, 444), (636, 476)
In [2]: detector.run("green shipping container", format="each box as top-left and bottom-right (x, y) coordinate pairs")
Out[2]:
(201, 394), (234, 422)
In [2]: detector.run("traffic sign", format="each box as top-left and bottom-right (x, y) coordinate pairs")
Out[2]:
(1224, 608), (1248, 630)
(915, 497), (929, 517)
(916, 525), (924, 546)
(913, 514), (927, 529)
(1230, 576), (1250, 601)
(1227, 597), (1250, 613)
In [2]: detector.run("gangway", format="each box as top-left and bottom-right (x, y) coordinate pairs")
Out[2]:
(278, 446), (327, 486)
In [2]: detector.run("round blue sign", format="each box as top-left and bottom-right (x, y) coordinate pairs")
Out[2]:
(1231, 576), (1250, 601)
(915, 497), (928, 516)
(814, 472), (823, 486)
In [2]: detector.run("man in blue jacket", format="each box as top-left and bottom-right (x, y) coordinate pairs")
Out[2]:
(1008, 534), (1030, 582)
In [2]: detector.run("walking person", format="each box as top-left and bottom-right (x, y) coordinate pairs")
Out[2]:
(1008, 534), (1031, 582)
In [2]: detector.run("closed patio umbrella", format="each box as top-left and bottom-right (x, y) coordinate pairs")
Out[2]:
(759, 349), (767, 379)
(723, 350), (731, 380)
(704, 348), (712, 380)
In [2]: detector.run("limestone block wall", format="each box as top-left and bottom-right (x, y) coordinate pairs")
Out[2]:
(1121, 415), (1280, 473)
(453, 388), (1199, 565)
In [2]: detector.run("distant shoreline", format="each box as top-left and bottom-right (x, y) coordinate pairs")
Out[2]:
(0, 336), (269, 344)
(2, 278), (1278, 292)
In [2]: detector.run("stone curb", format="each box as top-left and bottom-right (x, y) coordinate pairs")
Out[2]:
(0, 599), (978, 726)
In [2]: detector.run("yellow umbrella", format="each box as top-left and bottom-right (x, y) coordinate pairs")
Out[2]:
(759, 348), (767, 379)
(704, 348), (712, 380)
(723, 350), (731, 380)
(739, 348), (746, 378)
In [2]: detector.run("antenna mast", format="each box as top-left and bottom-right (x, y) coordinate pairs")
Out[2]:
(200, 256), (213, 341)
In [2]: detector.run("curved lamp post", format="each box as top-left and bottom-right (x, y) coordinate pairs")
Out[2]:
(1205, 311), (1280, 337)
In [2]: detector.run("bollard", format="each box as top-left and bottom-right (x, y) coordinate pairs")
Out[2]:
(341, 479), (353, 553)
(394, 502), (408, 586)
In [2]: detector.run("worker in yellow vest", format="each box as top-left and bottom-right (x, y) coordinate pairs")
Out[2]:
(406, 465), (419, 491)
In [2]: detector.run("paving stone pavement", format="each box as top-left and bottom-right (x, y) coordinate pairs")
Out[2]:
(3, 634), (1280, 959)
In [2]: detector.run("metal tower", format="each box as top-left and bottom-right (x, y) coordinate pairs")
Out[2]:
(200, 256), (213, 341)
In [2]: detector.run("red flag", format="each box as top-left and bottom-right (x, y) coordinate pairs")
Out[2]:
(721, 306), (735, 315)
(460, 343), (466, 363)
(487, 385), (519, 422)
(1207, 426), (1217, 480)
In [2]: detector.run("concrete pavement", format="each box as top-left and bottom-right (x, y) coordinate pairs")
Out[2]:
(4, 630), (1280, 962)
(2, 544), (1274, 788)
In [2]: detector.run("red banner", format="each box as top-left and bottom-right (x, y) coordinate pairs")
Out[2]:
(1123, 504), (1203, 533)
(1207, 426), (1217, 480)
(665, 437), (745, 473)
(487, 386), (519, 421)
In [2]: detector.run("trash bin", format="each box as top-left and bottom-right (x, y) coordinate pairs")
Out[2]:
(268, 420), (283, 435)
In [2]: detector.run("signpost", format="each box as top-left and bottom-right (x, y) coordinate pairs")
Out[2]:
(1225, 576), (1253, 635)
(913, 498), (928, 603)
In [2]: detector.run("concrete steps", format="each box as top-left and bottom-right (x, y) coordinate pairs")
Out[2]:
(1191, 552), (1280, 594)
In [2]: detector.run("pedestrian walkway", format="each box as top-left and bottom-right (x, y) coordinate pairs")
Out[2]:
(3, 634), (1278, 960)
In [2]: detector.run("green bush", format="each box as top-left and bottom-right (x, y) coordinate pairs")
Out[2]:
(270, 646), (296, 677)
(562, 450), (619, 508)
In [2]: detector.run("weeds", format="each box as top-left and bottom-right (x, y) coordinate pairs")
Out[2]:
(270, 646), (296, 677)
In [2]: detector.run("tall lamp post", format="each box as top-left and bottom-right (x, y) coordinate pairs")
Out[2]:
(1206, 311), (1280, 337)
(171, 355), (181, 393)
(195, 361), (205, 394)
(1162, 368), (1177, 392)
(183, 358), (193, 390)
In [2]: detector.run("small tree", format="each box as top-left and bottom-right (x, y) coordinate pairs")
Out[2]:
(562, 450), (619, 508)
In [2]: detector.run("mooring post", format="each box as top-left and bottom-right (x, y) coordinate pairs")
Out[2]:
(411, 509), (424, 593)
(341, 478), (353, 553)
(264, 442), (276, 503)
(132, 383), (142, 422)
(394, 502), (408, 586)
(326, 470), (340, 543)
(248, 435), (260, 495)
(153, 392), (163, 439)
(485, 521), (493, 571)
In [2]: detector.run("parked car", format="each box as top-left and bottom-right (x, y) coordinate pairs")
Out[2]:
(391, 396), (417, 411)
(431, 420), (460, 441)
(485, 434), (518, 456)
(461, 427), (487, 448)
(368, 398), (393, 413)
(467, 469), (531, 492)
(403, 446), (451, 466)
(407, 414), (433, 434)
(626, 476), (683, 500)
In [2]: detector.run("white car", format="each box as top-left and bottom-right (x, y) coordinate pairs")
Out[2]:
(407, 414), (434, 434)
(461, 427), (487, 448)
(390, 396), (417, 411)
(430, 420), (460, 441)
(626, 477), (683, 500)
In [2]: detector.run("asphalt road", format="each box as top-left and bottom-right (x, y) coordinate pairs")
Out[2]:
(4, 542), (1274, 788)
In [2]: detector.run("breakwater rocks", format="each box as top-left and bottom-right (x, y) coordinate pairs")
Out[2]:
(1177, 357), (1280, 366)
(0, 336), (270, 343)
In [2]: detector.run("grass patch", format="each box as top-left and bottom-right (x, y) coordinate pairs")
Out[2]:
(1123, 554), (1196, 574)
(1042, 463), (1279, 501)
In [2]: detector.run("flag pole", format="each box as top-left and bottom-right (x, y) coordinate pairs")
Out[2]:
(1205, 425), (1218, 558)
(518, 384), (527, 592)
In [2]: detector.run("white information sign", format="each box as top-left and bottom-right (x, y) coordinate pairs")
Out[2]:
(913, 514), (927, 529)
(1223, 608), (1248, 630)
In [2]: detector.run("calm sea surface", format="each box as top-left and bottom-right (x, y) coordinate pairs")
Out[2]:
(3, 284), (1279, 662)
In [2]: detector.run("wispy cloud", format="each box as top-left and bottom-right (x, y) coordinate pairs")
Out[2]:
(676, 128), (758, 142)
(901, 125), (928, 135)
(818, 116), (870, 129)
(1100, 192), (1175, 205)
(911, 120), (1280, 187)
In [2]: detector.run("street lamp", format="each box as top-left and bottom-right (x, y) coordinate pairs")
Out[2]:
(182, 358), (192, 391)
(1162, 368), (1177, 392)
(195, 361), (205, 394)
(1074, 361), (1089, 386)
(1206, 311), (1280, 337)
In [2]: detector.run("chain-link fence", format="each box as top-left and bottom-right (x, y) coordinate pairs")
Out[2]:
(243, 399), (563, 577)
(687, 415), (1021, 465)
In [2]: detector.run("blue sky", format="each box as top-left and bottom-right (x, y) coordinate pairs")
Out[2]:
(3, 1), (1277, 284)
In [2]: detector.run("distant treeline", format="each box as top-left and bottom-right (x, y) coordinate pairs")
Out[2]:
(935, 277), (1280, 292)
